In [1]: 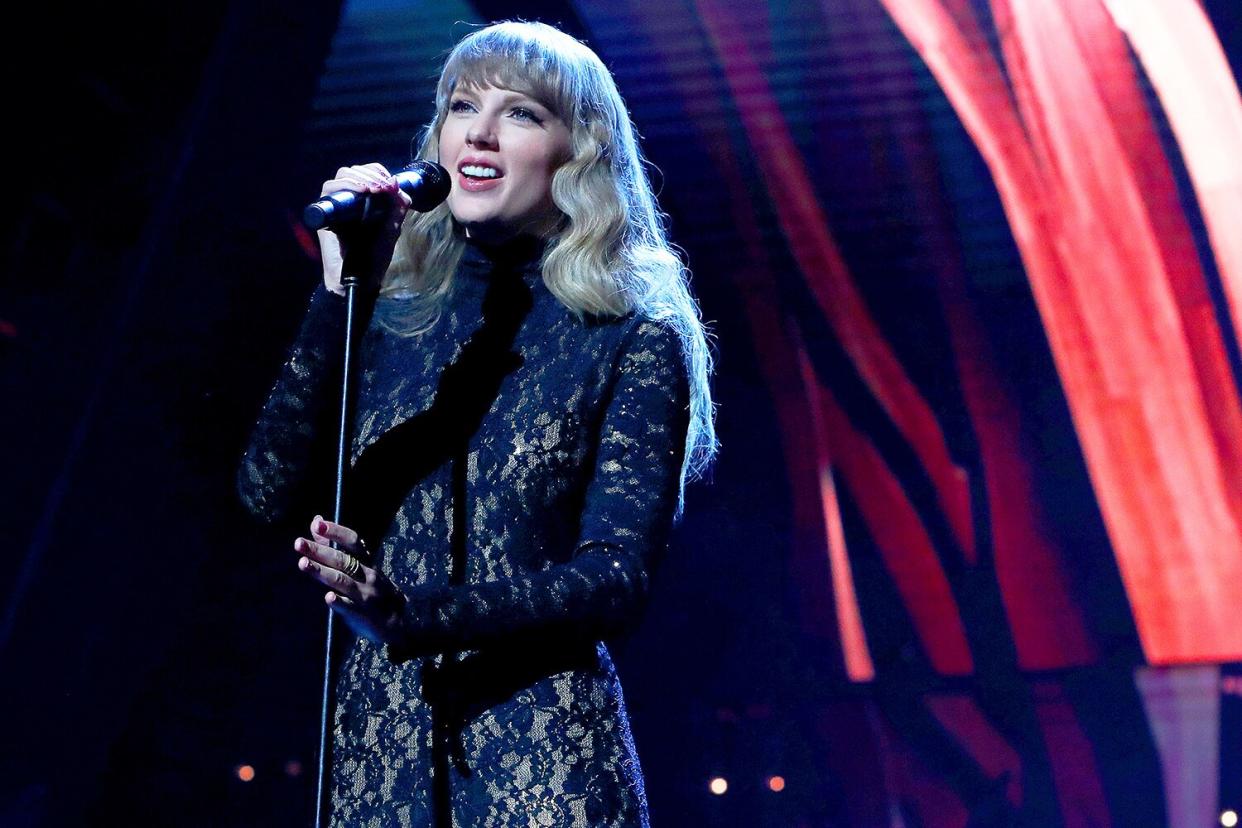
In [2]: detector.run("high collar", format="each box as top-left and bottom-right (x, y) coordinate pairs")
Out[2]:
(459, 234), (546, 280)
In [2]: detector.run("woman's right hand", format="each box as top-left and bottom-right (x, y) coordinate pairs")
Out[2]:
(318, 163), (413, 295)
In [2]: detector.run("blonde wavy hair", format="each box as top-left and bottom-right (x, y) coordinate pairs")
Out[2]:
(380, 20), (717, 501)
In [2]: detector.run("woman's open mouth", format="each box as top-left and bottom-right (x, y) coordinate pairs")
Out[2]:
(458, 162), (504, 192)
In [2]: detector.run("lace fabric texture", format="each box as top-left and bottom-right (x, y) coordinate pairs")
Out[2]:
(238, 240), (689, 826)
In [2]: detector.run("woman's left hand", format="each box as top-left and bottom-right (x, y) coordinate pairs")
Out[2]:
(295, 516), (406, 645)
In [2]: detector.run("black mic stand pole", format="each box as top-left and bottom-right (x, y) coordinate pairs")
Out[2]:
(315, 267), (368, 828)
(301, 162), (447, 826)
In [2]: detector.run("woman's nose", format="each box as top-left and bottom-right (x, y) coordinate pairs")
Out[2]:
(466, 116), (498, 148)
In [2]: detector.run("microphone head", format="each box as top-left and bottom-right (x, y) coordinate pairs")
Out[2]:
(396, 161), (451, 212)
(302, 203), (329, 231)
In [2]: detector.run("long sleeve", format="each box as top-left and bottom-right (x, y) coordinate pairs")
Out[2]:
(237, 284), (347, 523)
(389, 317), (691, 661)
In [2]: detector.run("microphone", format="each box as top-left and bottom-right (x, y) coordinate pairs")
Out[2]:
(302, 161), (450, 231)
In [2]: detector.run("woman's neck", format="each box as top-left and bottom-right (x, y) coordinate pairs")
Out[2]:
(461, 232), (545, 273)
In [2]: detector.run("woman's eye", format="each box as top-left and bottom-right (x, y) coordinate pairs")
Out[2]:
(510, 107), (543, 124)
(449, 99), (475, 113)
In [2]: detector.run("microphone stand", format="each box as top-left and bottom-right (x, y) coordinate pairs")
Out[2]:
(301, 163), (447, 825)
(315, 268), (368, 828)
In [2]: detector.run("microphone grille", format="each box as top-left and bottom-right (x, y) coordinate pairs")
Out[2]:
(399, 161), (451, 212)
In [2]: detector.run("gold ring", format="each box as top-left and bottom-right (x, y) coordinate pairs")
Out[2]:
(340, 553), (363, 580)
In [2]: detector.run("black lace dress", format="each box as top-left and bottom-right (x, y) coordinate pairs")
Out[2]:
(238, 237), (689, 827)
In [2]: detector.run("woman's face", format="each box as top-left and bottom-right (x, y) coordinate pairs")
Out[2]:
(439, 83), (573, 243)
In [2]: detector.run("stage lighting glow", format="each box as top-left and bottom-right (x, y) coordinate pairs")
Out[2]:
(236, 764), (255, 782)
(1221, 810), (1238, 828)
(709, 777), (728, 795)
(767, 775), (786, 792)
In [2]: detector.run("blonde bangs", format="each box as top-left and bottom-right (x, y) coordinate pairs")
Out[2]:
(436, 26), (586, 121)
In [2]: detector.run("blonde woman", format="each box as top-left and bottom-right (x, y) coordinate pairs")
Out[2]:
(240, 20), (715, 826)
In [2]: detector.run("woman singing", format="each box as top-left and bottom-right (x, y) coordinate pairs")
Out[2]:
(239, 20), (715, 826)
